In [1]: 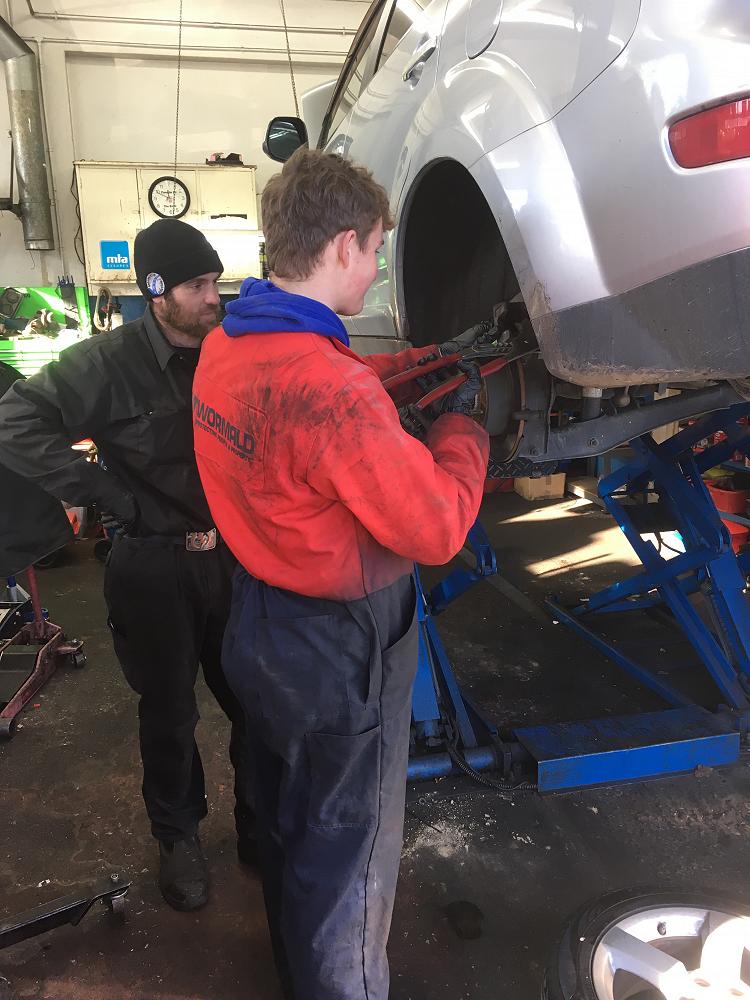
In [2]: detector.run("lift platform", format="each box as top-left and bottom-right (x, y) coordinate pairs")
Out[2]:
(409, 522), (507, 782)
(409, 402), (750, 790)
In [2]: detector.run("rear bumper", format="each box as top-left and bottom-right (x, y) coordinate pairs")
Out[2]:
(534, 245), (750, 386)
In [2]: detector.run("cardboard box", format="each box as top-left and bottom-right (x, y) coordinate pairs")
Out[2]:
(514, 473), (566, 500)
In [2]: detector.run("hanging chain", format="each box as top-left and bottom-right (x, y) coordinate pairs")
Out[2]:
(172, 0), (184, 201)
(279, 0), (300, 118)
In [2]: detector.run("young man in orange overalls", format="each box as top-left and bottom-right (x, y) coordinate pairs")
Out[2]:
(193, 148), (489, 999)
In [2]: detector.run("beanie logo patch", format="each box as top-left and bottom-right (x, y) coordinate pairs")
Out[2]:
(146, 272), (165, 297)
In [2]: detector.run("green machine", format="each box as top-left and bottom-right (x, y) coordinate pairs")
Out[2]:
(0, 283), (91, 377)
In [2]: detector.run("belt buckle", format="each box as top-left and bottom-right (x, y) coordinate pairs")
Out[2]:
(185, 528), (217, 552)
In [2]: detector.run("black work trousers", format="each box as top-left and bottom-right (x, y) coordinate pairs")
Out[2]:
(222, 568), (418, 1000)
(104, 534), (255, 843)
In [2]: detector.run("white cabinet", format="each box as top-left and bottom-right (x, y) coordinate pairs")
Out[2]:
(74, 161), (261, 295)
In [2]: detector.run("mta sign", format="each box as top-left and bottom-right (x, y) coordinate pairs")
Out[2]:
(100, 240), (131, 270)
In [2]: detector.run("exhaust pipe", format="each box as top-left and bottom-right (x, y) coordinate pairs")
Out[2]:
(0, 17), (54, 250)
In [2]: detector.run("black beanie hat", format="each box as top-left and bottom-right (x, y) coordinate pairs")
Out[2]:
(134, 219), (223, 300)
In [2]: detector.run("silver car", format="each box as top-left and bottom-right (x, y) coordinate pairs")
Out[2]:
(265, 0), (750, 469)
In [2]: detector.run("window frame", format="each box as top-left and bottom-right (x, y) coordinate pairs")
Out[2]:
(318, 0), (388, 148)
(374, 1), (400, 75)
(373, 0), (426, 76)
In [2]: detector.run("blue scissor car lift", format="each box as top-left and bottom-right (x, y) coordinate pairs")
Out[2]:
(408, 522), (509, 782)
(409, 403), (750, 791)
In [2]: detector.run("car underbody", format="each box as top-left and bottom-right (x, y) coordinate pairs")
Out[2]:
(397, 295), (745, 474)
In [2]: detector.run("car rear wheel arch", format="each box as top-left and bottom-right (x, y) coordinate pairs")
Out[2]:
(398, 158), (522, 349)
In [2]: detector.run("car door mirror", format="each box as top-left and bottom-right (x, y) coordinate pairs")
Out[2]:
(263, 117), (309, 163)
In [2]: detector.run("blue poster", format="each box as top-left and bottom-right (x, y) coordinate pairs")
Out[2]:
(100, 240), (131, 270)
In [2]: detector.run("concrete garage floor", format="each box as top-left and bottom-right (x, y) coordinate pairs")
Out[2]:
(3, 491), (750, 999)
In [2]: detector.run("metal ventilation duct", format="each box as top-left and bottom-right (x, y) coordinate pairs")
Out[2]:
(0, 17), (54, 250)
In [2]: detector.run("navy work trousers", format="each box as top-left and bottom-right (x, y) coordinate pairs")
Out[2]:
(222, 569), (418, 1000)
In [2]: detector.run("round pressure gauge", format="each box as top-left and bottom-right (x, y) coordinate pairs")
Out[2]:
(147, 176), (191, 219)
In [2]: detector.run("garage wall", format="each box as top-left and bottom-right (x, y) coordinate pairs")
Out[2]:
(0, 0), (366, 287)
(66, 54), (335, 192)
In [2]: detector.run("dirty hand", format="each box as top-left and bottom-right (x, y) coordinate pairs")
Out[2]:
(438, 321), (491, 357)
(399, 404), (431, 441)
(442, 361), (482, 416)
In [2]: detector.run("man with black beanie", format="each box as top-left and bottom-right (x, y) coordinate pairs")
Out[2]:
(0, 218), (255, 911)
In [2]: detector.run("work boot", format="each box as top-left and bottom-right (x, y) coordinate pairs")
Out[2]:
(158, 834), (209, 911)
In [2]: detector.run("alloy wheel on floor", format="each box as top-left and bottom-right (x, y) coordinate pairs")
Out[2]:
(543, 888), (750, 999)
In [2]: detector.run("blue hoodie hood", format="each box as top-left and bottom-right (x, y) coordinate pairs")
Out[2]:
(223, 277), (350, 347)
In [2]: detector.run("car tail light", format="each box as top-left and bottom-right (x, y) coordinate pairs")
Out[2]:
(669, 97), (750, 168)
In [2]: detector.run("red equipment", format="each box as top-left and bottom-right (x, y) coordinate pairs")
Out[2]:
(0, 567), (85, 740)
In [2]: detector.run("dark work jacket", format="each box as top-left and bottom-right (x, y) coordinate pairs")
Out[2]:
(0, 310), (214, 575)
(0, 362), (72, 577)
